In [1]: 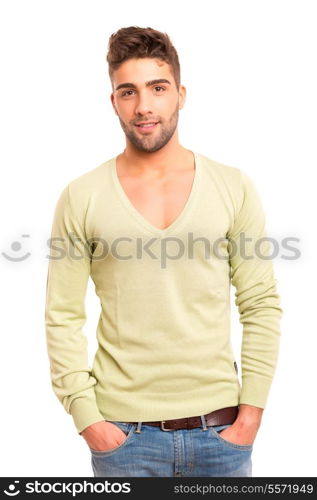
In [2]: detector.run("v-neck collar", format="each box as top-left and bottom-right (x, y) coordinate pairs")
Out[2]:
(110, 150), (202, 237)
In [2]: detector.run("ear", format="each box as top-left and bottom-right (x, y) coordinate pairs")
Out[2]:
(178, 84), (186, 110)
(110, 93), (118, 115)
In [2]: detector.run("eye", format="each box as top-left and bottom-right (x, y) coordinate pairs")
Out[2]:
(120, 86), (166, 97)
(121, 90), (135, 97)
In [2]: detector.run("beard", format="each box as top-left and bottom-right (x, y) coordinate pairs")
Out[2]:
(117, 102), (179, 153)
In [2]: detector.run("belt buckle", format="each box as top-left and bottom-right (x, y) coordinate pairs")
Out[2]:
(161, 420), (174, 431)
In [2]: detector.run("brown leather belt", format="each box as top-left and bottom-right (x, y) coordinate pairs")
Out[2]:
(130, 406), (239, 431)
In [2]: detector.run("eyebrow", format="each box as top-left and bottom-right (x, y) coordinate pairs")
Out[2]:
(115, 78), (172, 92)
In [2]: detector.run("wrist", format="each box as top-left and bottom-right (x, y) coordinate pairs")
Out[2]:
(234, 404), (263, 429)
(233, 417), (261, 432)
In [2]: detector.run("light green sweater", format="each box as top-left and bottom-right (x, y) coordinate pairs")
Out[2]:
(45, 151), (283, 435)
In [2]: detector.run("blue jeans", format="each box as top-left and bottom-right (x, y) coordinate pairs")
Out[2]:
(90, 417), (253, 477)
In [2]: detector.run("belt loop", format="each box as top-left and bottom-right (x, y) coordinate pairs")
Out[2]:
(200, 414), (208, 431)
(134, 421), (142, 433)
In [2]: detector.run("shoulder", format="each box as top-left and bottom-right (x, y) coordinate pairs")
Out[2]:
(197, 152), (247, 185)
(197, 152), (252, 208)
(67, 157), (114, 198)
(55, 157), (114, 219)
(61, 157), (114, 209)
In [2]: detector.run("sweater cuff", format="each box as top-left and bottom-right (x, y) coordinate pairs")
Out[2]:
(70, 396), (105, 434)
(239, 375), (274, 409)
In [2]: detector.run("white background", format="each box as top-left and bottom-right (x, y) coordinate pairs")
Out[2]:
(0, 0), (316, 477)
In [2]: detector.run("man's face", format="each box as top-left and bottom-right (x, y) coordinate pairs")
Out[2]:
(110, 57), (185, 153)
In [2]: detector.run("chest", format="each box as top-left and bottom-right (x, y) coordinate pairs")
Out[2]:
(117, 168), (196, 231)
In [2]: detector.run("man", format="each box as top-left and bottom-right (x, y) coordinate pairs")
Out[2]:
(45, 26), (283, 477)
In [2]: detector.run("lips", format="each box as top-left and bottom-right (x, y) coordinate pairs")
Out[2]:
(135, 121), (159, 133)
(135, 121), (159, 127)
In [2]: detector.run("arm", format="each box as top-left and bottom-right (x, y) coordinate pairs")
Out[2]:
(45, 184), (105, 435)
(222, 170), (282, 444)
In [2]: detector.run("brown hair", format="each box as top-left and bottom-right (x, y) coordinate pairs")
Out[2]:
(106, 26), (181, 90)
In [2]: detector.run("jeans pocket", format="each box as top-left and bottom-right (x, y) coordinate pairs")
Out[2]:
(209, 424), (253, 451)
(89, 421), (136, 456)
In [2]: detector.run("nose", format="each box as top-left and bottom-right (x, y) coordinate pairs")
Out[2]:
(134, 90), (153, 116)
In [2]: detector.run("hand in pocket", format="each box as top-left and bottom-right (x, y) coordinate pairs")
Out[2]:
(80, 420), (127, 452)
(218, 423), (256, 446)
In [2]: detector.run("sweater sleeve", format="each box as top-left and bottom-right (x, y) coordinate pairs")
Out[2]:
(45, 184), (105, 434)
(227, 170), (283, 409)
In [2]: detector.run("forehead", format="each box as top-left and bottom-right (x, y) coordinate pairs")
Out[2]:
(113, 57), (173, 87)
